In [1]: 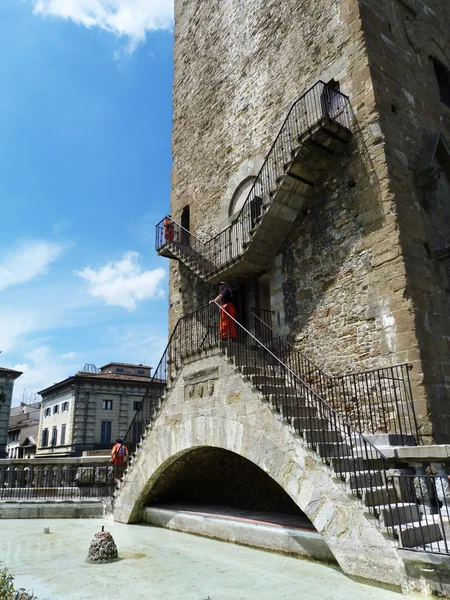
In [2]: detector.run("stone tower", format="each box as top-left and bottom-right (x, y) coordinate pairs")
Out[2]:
(159, 0), (450, 442)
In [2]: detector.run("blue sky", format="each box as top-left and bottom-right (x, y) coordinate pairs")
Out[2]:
(0, 0), (174, 403)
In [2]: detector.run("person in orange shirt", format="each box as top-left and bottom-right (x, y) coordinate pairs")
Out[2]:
(110, 438), (129, 484)
(163, 215), (175, 242)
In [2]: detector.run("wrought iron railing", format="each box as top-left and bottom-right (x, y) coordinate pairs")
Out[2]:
(120, 303), (449, 554)
(390, 474), (450, 554)
(123, 304), (218, 452)
(0, 465), (114, 500)
(251, 310), (420, 445)
(156, 81), (352, 278)
(124, 304), (392, 514)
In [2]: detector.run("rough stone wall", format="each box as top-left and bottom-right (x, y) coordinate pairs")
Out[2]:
(277, 151), (405, 373)
(169, 0), (380, 325)
(169, 0), (448, 437)
(358, 0), (450, 441)
(113, 351), (406, 587)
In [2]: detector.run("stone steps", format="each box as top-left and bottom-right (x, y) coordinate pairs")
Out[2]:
(378, 503), (421, 527)
(364, 486), (398, 508)
(348, 471), (384, 490)
(316, 442), (353, 459)
(304, 430), (343, 444)
(399, 522), (443, 548)
(290, 416), (329, 431)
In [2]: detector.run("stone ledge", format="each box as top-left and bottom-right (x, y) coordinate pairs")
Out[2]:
(0, 499), (109, 519)
(377, 445), (450, 461)
(143, 506), (336, 564)
(398, 548), (450, 567)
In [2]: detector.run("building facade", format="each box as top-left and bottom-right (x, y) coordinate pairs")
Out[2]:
(0, 367), (22, 459)
(37, 363), (163, 456)
(7, 401), (41, 459)
(158, 0), (450, 443)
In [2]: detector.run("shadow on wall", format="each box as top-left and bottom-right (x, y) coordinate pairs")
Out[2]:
(144, 446), (308, 518)
(280, 115), (386, 364)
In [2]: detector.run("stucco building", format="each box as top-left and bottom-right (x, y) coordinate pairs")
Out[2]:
(7, 401), (41, 459)
(37, 363), (163, 456)
(0, 367), (22, 459)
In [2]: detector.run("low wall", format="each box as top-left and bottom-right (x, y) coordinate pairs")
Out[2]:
(143, 506), (336, 564)
(0, 499), (110, 519)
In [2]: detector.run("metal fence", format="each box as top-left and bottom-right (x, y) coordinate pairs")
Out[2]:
(120, 303), (450, 555)
(251, 310), (419, 444)
(0, 465), (115, 500)
(156, 81), (352, 277)
(390, 474), (450, 554)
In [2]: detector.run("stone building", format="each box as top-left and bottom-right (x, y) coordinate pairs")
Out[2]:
(0, 367), (22, 459)
(156, 0), (450, 443)
(37, 363), (163, 457)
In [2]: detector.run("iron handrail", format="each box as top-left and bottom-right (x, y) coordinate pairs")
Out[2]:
(156, 216), (207, 246)
(251, 309), (419, 443)
(123, 303), (213, 450)
(213, 302), (387, 461)
(213, 79), (350, 235)
(156, 81), (353, 277)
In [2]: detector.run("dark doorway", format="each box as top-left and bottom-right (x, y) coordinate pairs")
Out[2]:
(231, 283), (247, 329)
(181, 205), (190, 245)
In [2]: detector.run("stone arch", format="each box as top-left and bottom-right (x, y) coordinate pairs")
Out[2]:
(138, 446), (308, 516)
(112, 353), (404, 586)
(218, 155), (265, 229)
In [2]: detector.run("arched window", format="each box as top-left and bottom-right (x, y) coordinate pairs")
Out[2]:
(229, 176), (257, 217)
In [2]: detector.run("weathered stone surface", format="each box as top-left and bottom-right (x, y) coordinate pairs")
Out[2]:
(113, 352), (406, 588)
(86, 530), (118, 563)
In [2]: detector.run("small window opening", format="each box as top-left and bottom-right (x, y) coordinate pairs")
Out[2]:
(432, 58), (450, 107)
(181, 205), (190, 245)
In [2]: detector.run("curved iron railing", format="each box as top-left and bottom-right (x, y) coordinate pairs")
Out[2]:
(123, 303), (217, 452)
(121, 304), (447, 551)
(250, 310), (420, 445)
(156, 81), (352, 278)
(123, 304), (391, 514)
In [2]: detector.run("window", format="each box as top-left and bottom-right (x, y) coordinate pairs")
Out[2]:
(100, 421), (112, 444)
(115, 368), (124, 373)
(62, 401), (69, 412)
(432, 58), (450, 107)
(8, 431), (19, 442)
(60, 424), (66, 446)
(137, 370), (145, 375)
(44, 408), (51, 417)
(102, 399), (113, 410)
(133, 401), (143, 411)
(133, 421), (143, 443)
(41, 428), (49, 447)
(53, 405), (59, 415)
(51, 426), (57, 446)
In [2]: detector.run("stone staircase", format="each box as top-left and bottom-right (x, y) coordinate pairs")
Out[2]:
(119, 339), (443, 553)
(156, 82), (353, 283)
(226, 344), (442, 551)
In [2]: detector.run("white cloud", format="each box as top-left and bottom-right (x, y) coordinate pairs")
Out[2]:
(31, 0), (174, 51)
(9, 345), (80, 405)
(0, 310), (39, 353)
(0, 240), (64, 292)
(76, 251), (165, 310)
(62, 351), (77, 359)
